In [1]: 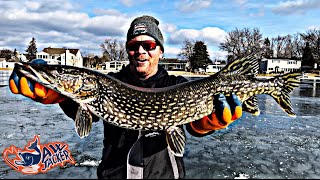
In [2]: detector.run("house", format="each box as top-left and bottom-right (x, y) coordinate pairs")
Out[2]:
(103, 58), (188, 72)
(104, 61), (129, 71)
(36, 47), (83, 67)
(159, 58), (187, 71)
(260, 58), (302, 74)
(0, 58), (15, 68)
(206, 61), (226, 73)
(16, 52), (27, 62)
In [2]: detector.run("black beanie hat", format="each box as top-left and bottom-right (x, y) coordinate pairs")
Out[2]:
(126, 15), (164, 52)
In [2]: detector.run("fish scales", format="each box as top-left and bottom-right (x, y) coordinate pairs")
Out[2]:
(14, 56), (301, 157)
(84, 74), (259, 131)
(91, 76), (213, 130)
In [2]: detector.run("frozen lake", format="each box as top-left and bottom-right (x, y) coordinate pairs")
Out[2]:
(0, 81), (320, 179)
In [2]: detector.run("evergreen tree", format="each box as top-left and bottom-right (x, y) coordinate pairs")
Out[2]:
(189, 41), (211, 71)
(25, 37), (37, 61)
(302, 42), (315, 68)
(263, 38), (273, 58)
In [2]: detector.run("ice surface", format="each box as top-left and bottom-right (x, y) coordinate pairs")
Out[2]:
(1, 83), (320, 179)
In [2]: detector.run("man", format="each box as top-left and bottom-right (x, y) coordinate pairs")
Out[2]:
(9, 15), (242, 179)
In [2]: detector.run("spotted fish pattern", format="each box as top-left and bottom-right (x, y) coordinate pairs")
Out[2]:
(14, 56), (301, 156)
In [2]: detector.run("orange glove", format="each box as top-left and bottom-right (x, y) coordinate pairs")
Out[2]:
(189, 94), (242, 135)
(9, 59), (66, 104)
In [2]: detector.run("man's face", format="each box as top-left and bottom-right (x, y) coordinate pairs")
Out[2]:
(127, 35), (163, 79)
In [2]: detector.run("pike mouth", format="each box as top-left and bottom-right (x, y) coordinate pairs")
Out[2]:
(15, 62), (51, 85)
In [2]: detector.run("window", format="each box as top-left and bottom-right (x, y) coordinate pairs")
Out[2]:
(110, 62), (115, 68)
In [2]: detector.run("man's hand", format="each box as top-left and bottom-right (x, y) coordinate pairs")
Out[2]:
(9, 59), (66, 104)
(189, 94), (242, 135)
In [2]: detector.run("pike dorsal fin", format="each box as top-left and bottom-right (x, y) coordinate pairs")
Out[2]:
(219, 56), (259, 77)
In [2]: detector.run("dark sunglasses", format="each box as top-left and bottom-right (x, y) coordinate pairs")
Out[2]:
(126, 40), (158, 51)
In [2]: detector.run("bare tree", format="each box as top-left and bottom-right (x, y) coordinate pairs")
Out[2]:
(291, 33), (304, 59)
(219, 27), (264, 61)
(178, 39), (194, 60)
(271, 35), (294, 58)
(100, 39), (127, 63)
(301, 29), (320, 61)
(0, 49), (13, 60)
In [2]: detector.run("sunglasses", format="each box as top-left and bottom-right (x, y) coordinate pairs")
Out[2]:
(126, 40), (158, 51)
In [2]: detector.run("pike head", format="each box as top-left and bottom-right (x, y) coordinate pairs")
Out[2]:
(14, 62), (99, 103)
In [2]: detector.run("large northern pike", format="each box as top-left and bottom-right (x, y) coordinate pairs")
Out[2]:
(14, 56), (301, 156)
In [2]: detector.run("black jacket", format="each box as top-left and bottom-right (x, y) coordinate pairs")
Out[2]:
(59, 65), (191, 179)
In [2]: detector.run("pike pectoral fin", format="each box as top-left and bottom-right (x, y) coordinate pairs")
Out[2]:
(165, 126), (186, 157)
(75, 104), (92, 138)
(242, 96), (260, 116)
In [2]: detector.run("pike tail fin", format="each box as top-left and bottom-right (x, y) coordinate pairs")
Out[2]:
(269, 73), (301, 117)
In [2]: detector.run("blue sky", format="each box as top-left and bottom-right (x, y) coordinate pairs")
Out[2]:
(0, 0), (319, 60)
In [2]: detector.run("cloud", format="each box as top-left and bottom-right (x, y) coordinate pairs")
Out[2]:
(209, 50), (228, 60)
(163, 46), (182, 58)
(119, 0), (150, 7)
(176, 0), (212, 13)
(81, 15), (129, 36)
(93, 8), (123, 16)
(160, 23), (177, 33)
(234, 0), (247, 6)
(165, 27), (228, 60)
(0, 0), (132, 55)
(167, 27), (227, 46)
(307, 25), (320, 30)
(272, 0), (320, 15)
(120, 0), (134, 7)
(24, 1), (41, 11)
(24, 0), (74, 12)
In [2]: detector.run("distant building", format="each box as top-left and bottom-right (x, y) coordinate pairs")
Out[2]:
(104, 61), (129, 71)
(16, 52), (27, 62)
(159, 58), (187, 71)
(103, 58), (188, 72)
(206, 61), (226, 73)
(0, 58), (15, 68)
(260, 58), (302, 74)
(36, 47), (83, 67)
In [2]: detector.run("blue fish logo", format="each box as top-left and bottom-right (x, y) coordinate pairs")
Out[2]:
(14, 137), (41, 166)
